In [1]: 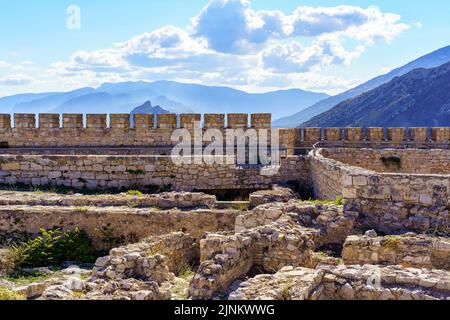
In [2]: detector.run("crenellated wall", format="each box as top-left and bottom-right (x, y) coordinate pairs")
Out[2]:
(1, 113), (450, 149)
(0, 113), (274, 148)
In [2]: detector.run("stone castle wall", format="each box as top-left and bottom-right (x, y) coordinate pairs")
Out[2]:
(0, 113), (278, 148)
(0, 154), (309, 191)
(321, 148), (450, 174)
(312, 148), (450, 234)
(1, 114), (450, 150)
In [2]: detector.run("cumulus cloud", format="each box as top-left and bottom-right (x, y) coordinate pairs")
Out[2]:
(0, 74), (34, 86)
(47, 0), (410, 94)
(192, 1), (408, 54)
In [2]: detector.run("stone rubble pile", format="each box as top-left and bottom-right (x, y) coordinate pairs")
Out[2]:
(83, 232), (196, 300)
(228, 264), (450, 300)
(229, 267), (324, 300)
(343, 232), (450, 270)
(190, 219), (318, 299)
(318, 264), (450, 300)
(248, 187), (297, 208)
(236, 200), (358, 247)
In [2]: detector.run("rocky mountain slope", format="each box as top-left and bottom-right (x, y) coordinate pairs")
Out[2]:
(274, 45), (450, 127)
(303, 62), (450, 127)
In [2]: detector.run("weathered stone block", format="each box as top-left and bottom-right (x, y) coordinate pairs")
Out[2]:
(14, 114), (36, 129)
(345, 128), (363, 142)
(227, 114), (248, 128)
(62, 114), (83, 129)
(39, 114), (60, 129)
(251, 114), (271, 128)
(157, 114), (177, 129)
(366, 128), (384, 141)
(204, 114), (225, 128)
(180, 114), (201, 129)
(408, 128), (428, 143)
(303, 128), (322, 142)
(86, 114), (107, 129)
(133, 114), (154, 129)
(387, 128), (406, 143)
(430, 127), (450, 143)
(324, 128), (342, 141)
(110, 114), (131, 129)
(0, 114), (11, 129)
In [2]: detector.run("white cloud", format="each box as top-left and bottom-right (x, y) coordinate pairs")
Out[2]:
(0, 61), (11, 68)
(0, 74), (34, 86)
(40, 1), (411, 94)
(191, 1), (408, 53)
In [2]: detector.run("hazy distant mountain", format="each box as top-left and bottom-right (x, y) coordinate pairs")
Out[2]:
(303, 62), (450, 127)
(274, 45), (450, 127)
(0, 92), (59, 113)
(131, 100), (169, 115)
(97, 81), (329, 119)
(12, 88), (95, 114)
(0, 81), (328, 120)
(130, 100), (169, 127)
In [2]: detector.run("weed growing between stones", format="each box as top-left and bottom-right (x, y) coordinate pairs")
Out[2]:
(303, 196), (344, 206)
(382, 236), (402, 250)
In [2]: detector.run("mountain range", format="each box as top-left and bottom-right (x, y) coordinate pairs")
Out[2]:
(0, 81), (328, 120)
(303, 61), (450, 127)
(273, 45), (450, 127)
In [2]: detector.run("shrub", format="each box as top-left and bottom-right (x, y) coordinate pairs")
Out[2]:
(0, 287), (26, 301)
(10, 228), (98, 268)
(125, 190), (143, 197)
(178, 264), (194, 280)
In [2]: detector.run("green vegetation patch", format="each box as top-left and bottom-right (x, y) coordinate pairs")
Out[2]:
(304, 196), (344, 206)
(0, 287), (26, 301)
(9, 228), (99, 269)
(382, 236), (402, 250)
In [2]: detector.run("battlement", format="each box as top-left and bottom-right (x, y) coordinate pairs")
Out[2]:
(0, 113), (450, 149)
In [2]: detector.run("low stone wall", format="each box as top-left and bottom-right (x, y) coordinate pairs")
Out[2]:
(342, 233), (450, 270)
(312, 149), (450, 235)
(190, 233), (254, 300)
(0, 154), (309, 191)
(106, 232), (197, 274)
(88, 233), (196, 300)
(0, 206), (238, 249)
(0, 191), (216, 209)
(190, 219), (317, 299)
(309, 152), (345, 200)
(321, 148), (450, 174)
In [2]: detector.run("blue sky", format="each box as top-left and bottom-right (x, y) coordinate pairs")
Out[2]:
(0, 0), (449, 97)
